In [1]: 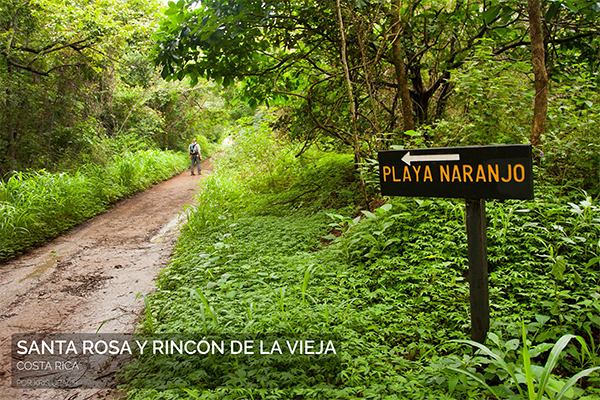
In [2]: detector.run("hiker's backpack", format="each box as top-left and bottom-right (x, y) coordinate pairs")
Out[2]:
(190, 144), (198, 155)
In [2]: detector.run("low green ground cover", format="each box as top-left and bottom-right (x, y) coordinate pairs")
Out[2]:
(0, 150), (188, 261)
(123, 119), (599, 399)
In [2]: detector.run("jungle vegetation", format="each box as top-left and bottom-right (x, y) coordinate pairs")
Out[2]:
(1, 0), (599, 398)
(0, 0), (242, 258)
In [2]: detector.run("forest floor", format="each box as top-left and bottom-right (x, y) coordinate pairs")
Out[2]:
(0, 158), (212, 400)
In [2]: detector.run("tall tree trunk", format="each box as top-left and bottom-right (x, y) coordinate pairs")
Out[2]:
(434, 81), (453, 121)
(336, 0), (370, 210)
(4, 66), (19, 168)
(527, 0), (548, 147)
(5, 13), (18, 167)
(356, 20), (382, 134)
(408, 58), (429, 124)
(390, 0), (414, 133)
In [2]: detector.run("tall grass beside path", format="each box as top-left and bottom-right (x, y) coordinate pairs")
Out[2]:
(0, 150), (188, 261)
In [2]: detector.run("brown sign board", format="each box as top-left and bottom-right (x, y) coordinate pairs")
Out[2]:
(378, 144), (534, 200)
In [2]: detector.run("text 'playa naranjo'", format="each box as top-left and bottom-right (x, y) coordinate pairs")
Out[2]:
(378, 144), (534, 200)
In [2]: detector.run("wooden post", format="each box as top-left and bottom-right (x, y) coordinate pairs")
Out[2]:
(465, 199), (489, 344)
(378, 146), (533, 343)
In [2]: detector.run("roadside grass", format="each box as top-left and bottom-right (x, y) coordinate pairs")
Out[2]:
(0, 150), (188, 261)
(125, 179), (600, 399)
(123, 119), (599, 399)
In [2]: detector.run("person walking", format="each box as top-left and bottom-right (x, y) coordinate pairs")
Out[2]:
(189, 138), (202, 175)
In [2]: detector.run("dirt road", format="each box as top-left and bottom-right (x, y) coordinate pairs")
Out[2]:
(0, 159), (212, 399)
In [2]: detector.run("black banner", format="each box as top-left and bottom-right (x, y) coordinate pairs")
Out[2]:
(11, 333), (341, 389)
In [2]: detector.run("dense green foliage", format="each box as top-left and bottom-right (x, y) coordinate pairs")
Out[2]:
(123, 121), (599, 399)
(154, 0), (599, 156)
(149, 0), (600, 201)
(0, 149), (187, 261)
(0, 0), (235, 259)
(1, 0), (599, 397)
(0, 0), (233, 176)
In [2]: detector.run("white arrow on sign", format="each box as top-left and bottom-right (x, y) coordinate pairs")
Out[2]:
(401, 151), (460, 166)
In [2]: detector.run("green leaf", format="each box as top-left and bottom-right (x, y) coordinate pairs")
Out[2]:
(448, 375), (458, 393)
(522, 323), (537, 399)
(554, 366), (600, 400)
(505, 338), (520, 351)
(301, 265), (313, 305)
(587, 312), (600, 327)
(535, 314), (550, 325)
(482, 5), (502, 24)
(361, 210), (376, 219)
(383, 238), (401, 247)
(536, 334), (576, 400)
(545, 2), (561, 21)
(445, 366), (503, 398)
(379, 203), (392, 212)
(452, 339), (523, 396)
(573, 269), (582, 284)
(488, 332), (500, 346)
(191, 288), (218, 325)
(552, 256), (566, 280)
(164, 6), (179, 15)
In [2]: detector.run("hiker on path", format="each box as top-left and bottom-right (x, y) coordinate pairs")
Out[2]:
(189, 138), (202, 175)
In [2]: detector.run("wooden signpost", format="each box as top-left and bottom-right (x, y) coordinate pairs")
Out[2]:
(378, 144), (534, 343)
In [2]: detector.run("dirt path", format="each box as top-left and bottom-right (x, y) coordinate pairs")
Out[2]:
(0, 159), (212, 399)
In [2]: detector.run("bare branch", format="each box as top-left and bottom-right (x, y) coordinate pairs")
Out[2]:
(493, 31), (599, 55)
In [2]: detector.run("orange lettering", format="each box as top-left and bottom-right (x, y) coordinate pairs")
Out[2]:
(440, 165), (450, 182)
(463, 165), (473, 182)
(501, 164), (512, 182)
(488, 165), (499, 182)
(403, 166), (412, 182)
(476, 165), (486, 182)
(392, 166), (401, 182)
(424, 166), (433, 182)
(514, 164), (525, 182)
(412, 165), (421, 182)
(383, 166), (391, 182)
(452, 165), (462, 182)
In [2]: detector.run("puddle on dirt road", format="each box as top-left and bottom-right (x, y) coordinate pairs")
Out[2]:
(150, 212), (187, 243)
(19, 253), (63, 282)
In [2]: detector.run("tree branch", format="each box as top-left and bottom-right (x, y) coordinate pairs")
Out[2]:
(11, 38), (95, 56)
(271, 187), (320, 206)
(1, 54), (49, 76)
(493, 31), (599, 55)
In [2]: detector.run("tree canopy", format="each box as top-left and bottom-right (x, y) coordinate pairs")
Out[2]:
(153, 0), (600, 158)
(0, 0), (233, 176)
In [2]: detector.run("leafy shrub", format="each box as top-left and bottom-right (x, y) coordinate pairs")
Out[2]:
(540, 70), (600, 197)
(123, 115), (600, 399)
(435, 44), (534, 146)
(212, 112), (362, 216)
(131, 184), (600, 398)
(435, 328), (600, 399)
